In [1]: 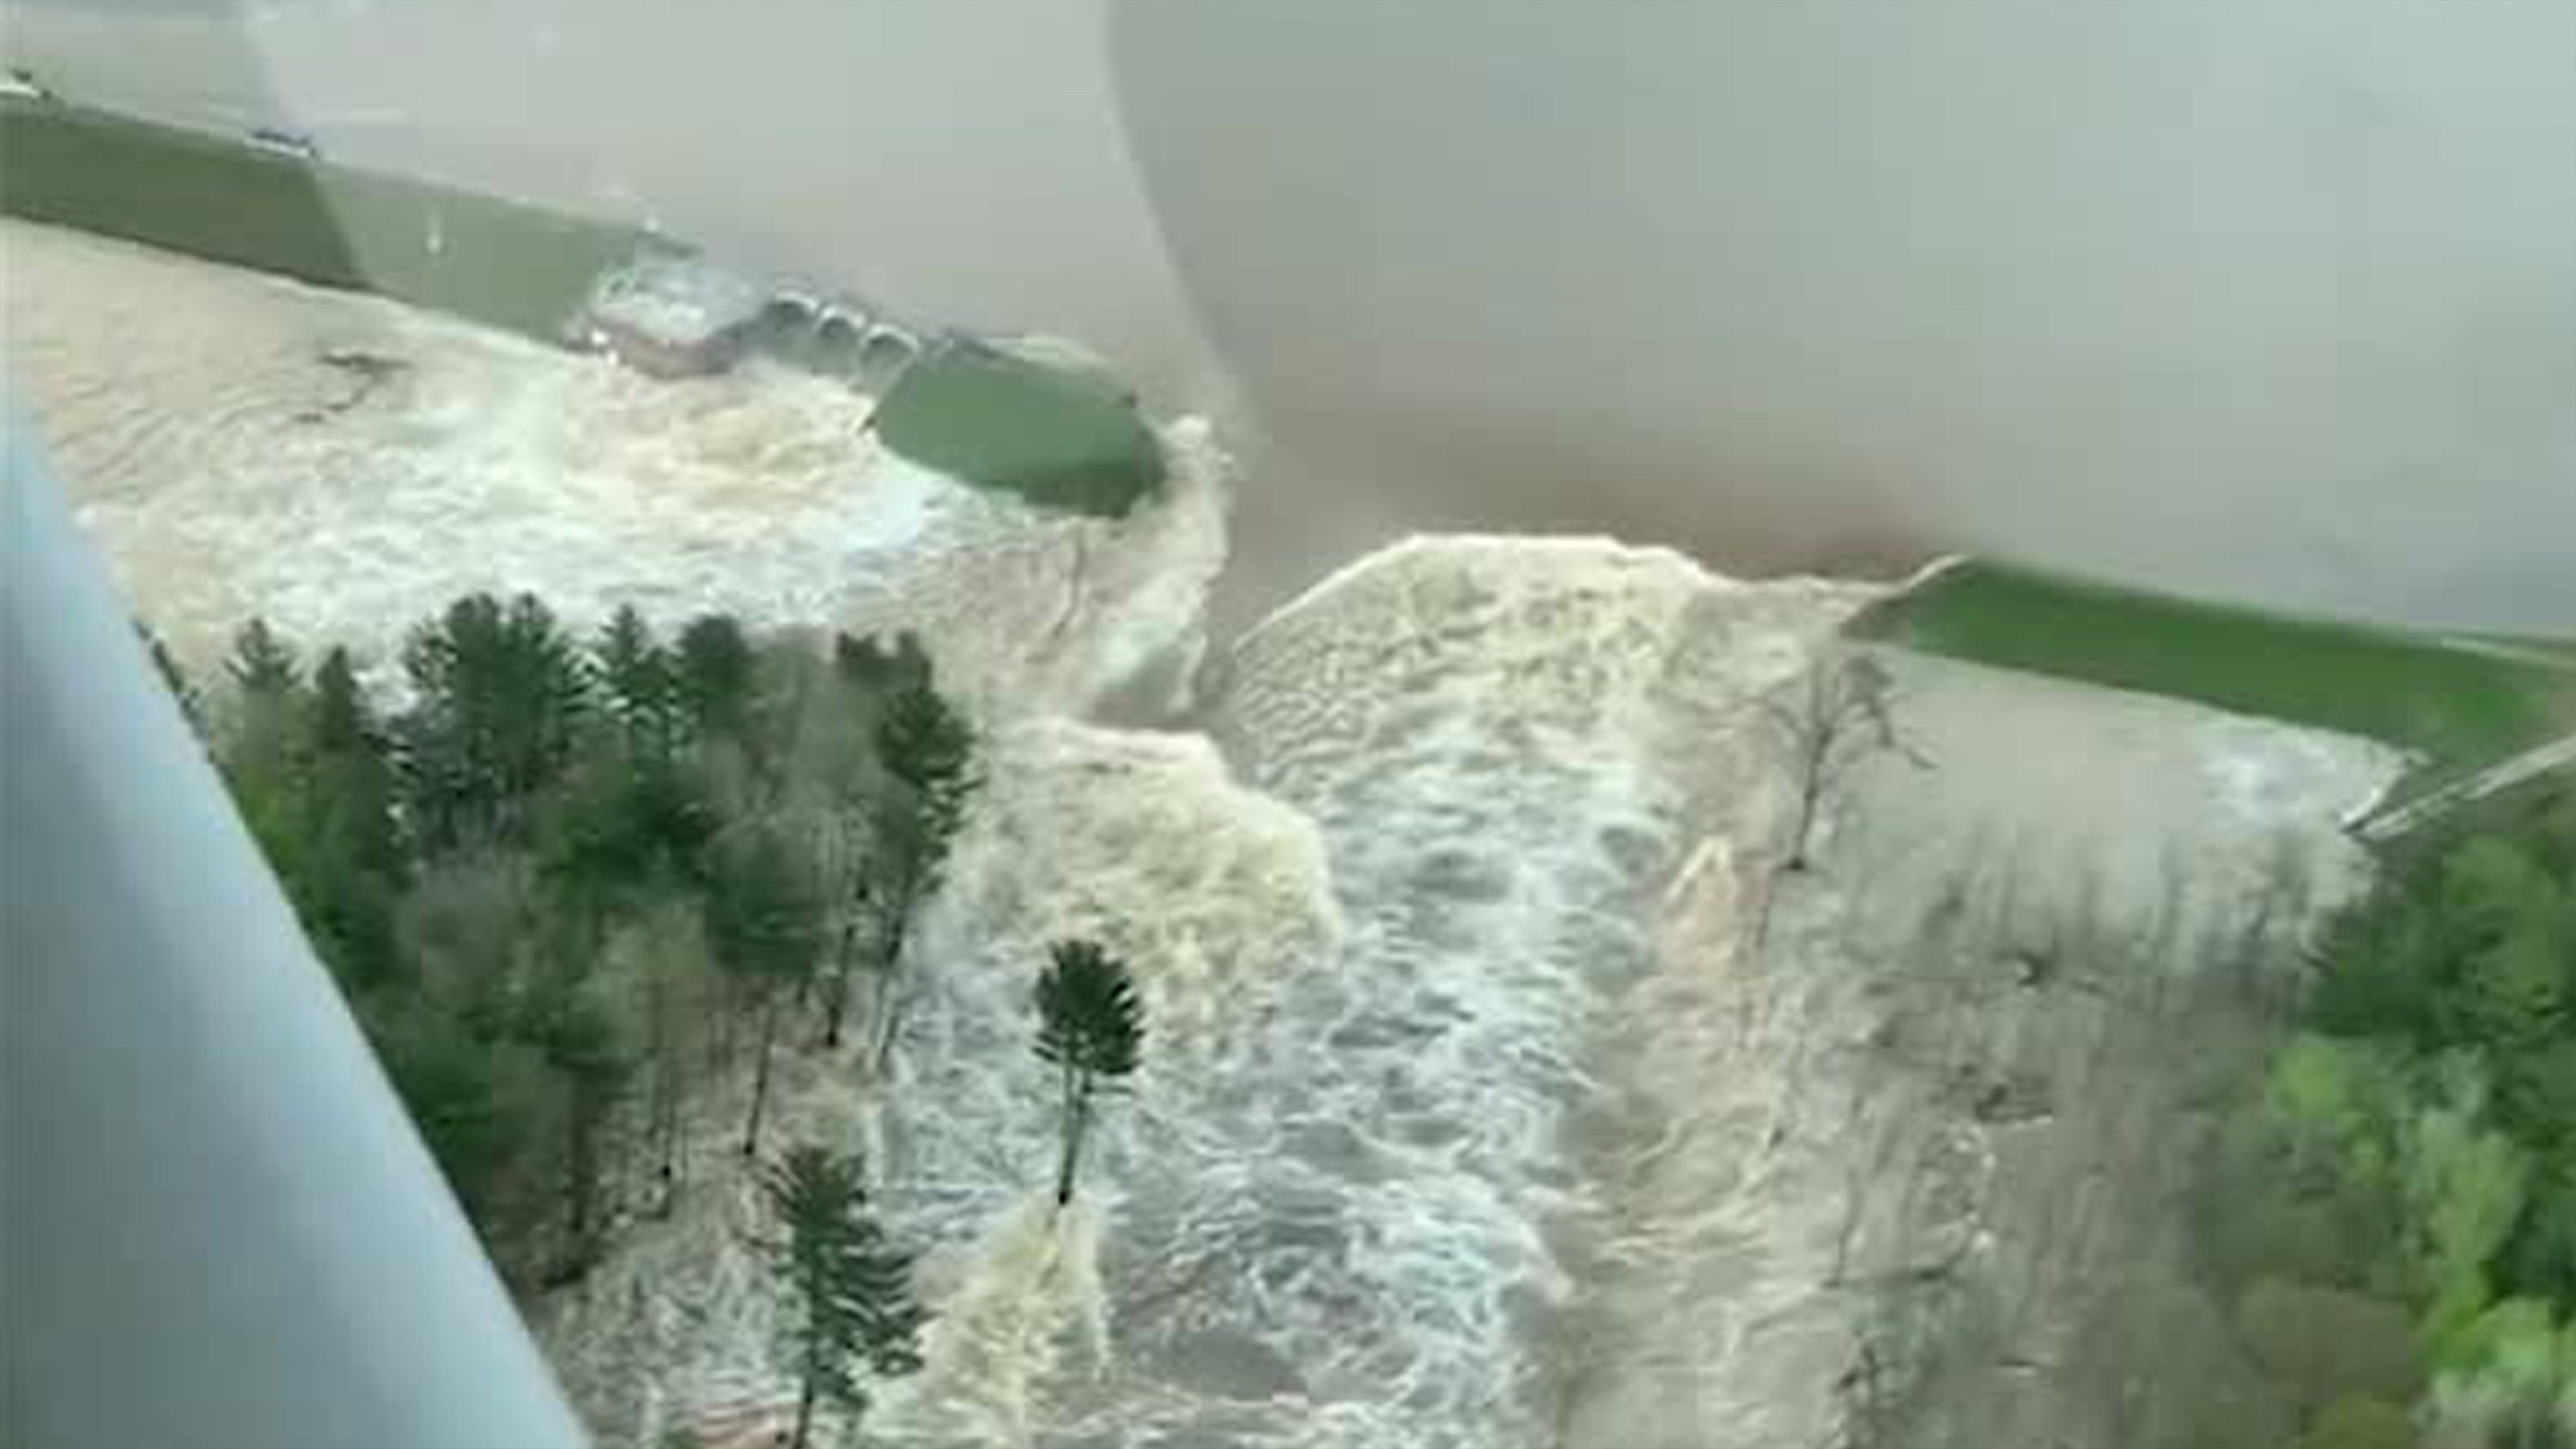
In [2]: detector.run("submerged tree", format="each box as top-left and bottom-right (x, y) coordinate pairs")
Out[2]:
(1034, 940), (1145, 1208)
(1758, 647), (1924, 873)
(706, 827), (825, 1157)
(761, 1145), (925, 1449)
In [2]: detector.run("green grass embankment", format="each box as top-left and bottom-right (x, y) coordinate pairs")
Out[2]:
(1849, 561), (2576, 810)
(872, 339), (1165, 517)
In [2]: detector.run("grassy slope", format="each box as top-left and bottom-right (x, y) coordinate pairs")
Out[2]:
(2, 98), (669, 343)
(873, 340), (1166, 517)
(1849, 561), (2576, 803)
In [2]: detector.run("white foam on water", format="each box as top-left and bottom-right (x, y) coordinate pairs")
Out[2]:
(1118, 538), (1873, 1448)
(851, 537), (1870, 1448)
(6, 219), (1230, 724)
(872, 1197), (1110, 1449)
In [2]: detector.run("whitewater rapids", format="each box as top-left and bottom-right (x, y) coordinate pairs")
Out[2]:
(9, 220), (2406, 1448)
(0, 218), (1227, 721)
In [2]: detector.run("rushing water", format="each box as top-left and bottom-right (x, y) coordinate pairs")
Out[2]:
(1, 86), (2431, 1442)
(0, 219), (1229, 724)
(835, 544), (1868, 1449)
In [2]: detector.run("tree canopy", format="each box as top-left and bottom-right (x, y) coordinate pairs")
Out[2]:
(191, 593), (979, 1288)
(2225, 785), (2576, 1445)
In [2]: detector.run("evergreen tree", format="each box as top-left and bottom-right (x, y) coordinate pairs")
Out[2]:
(308, 646), (374, 755)
(301, 647), (408, 988)
(211, 631), (406, 991)
(543, 757), (661, 924)
(676, 613), (756, 743)
(226, 616), (301, 697)
(761, 1145), (925, 1449)
(216, 620), (325, 947)
(863, 672), (981, 1070)
(878, 675), (979, 863)
(595, 604), (681, 762)
(222, 617), (307, 786)
(706, 828), (825, 1157)
(398, 592), (590, 848)
(1034, 940), (1145, 1207)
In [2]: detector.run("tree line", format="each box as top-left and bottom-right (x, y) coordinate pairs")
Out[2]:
(159, 594), (1147, 1449)
(2203, 786), (2576, 1449)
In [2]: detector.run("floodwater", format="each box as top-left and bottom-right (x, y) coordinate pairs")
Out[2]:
(7, 0), (2574, 634)
(3, 109), (2411, 1449)
(0, 10), (2561, 1440)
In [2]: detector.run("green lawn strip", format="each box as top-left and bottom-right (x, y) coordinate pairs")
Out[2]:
(872, 338), (1165, 518)
(1847, 561), (2576, 803)
(3, 97), (671, 343)
(2457, 632), (2576, 666)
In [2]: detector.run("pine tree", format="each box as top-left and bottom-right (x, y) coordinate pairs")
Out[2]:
(309, 648), (378, 757)
(706, 828), (826, 1157)
(761, 1145), (925, 1449)
(226, 616), (301, 697)
(677, 613), (756, 743)
(222, 618), (307, 787)
(1035, 940), (1145, 1207)
(878, 676), (978, 863)
(217, 620), (322, 937)
(398, 592), (590, 848)
(301, 646), (408, 988)
(863, 673), (980, 1070)
(595, 604), (681, 763)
